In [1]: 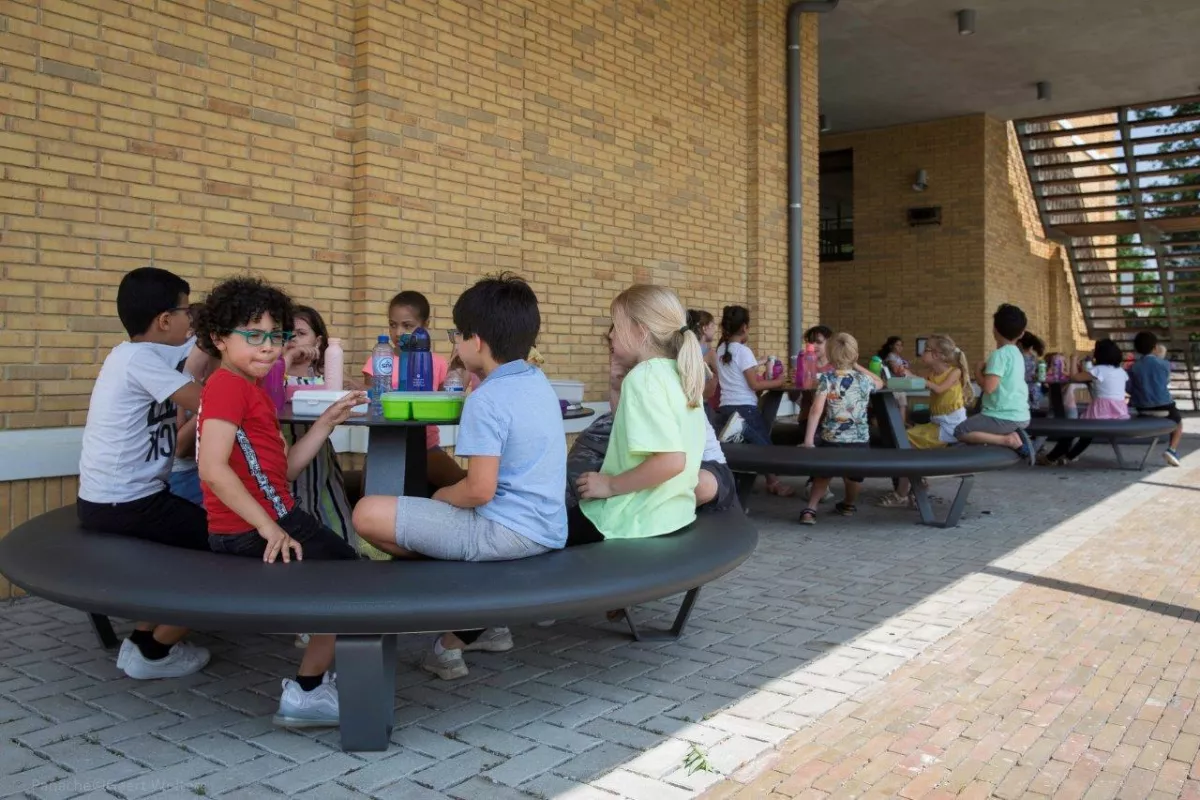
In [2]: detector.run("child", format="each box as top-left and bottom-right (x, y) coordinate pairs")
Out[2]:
(800, 333), (883, 524)
(714, 305), (792, 496)
(1019, 332), (1047, 412)
(1040, 339), (1129, 465)
(363, 290), (466, 489)
(276, 305), (357, 549)
(878, 334), (973, 508)
(687, 309), (719, 406)
(354, 274), (567, 681)
(567, 325), (738, 514)
(77, 267), (210, 680)
(1129, 331), (1182, 466)
(195, 277), (366, 728)
(877, 335), (909, 422)
(567, 284), (707, 543)
(169, 304), (213, 507)
(954, 304), (1035, 464)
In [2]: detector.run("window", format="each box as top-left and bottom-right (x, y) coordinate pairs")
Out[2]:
(819, 149), (853, 262)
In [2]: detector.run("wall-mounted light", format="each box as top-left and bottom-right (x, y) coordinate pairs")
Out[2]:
(912, 169), (929, 192)
(819, 114), (831, 133)
(1036, 81), (1051, 101)
(957, 9), (975, 36)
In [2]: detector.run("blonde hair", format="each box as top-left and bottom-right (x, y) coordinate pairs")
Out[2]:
(825, 332), (859, 370)
(611, 285), (705, 408)
(926, 333), (974, 404)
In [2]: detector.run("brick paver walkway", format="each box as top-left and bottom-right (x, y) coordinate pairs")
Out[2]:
(1, 431), (1196, 798)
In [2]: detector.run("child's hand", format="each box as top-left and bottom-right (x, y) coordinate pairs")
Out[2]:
(259, 522), (303, 563)
(577, 472), (615, 500)
(318, 391), (368, 428)
(284, 343), (320, 368)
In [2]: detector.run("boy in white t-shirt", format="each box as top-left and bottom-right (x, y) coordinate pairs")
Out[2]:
(76, 267), (212, 681)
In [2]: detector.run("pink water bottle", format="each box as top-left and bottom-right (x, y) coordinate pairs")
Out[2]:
(324, 337), (344, 391)
(263, 357), (287, 411)
(803, 344), (819, 390)
(793, 351), (806, 389)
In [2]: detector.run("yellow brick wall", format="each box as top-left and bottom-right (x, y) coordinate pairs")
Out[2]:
(0, 1), (822, 579)
(818, 115), (989, 362)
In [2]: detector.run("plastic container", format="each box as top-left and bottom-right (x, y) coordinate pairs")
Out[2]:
(291, 389), (369, 417)
(263, 358), (287, 411)
(444, 368), (466, 395)
(370, 335), (393, 415)
(378, 391), (464, 421)
(324, 338), (344, 391)
(886, 376), (926, 392)
(380, 392), (412, 421)
(549, 380), (585, 403)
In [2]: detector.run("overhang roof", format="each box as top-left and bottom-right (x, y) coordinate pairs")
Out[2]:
(818, 0), (1200, 133)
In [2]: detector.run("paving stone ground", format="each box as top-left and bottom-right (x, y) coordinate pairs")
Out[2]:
(2, 428), (1197, 799)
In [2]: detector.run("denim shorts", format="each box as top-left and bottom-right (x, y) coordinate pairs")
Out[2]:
(719, 405), (772, 446)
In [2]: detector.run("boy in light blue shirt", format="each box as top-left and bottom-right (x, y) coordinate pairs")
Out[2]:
(355, 274), (566, 679)
(1129, 330), (1182, 466)
(954, 303), (1036, 464)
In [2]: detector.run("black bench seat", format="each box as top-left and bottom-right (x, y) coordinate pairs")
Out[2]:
(1026, 416), (1178, 470)
(723, 443), (1021, 528)
(0, 505), (757, 752)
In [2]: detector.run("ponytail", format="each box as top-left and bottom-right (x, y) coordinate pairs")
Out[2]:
(718, 305), (750, 365)
(954, 347), (974, 405)
(675, 328), (706, 408)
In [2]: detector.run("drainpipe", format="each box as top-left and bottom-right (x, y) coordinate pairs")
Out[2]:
(787, 0), (838, 358)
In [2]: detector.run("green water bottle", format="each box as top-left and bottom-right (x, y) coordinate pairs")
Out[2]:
(868, 355), (884, 376)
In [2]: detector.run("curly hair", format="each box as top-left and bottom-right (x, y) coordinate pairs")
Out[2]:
(194, 276), (294, 358)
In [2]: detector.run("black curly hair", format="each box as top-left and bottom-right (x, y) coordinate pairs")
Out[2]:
(194, 276), (294, 358)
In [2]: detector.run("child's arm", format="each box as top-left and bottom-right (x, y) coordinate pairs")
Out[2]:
(284, 391), (367, 480)
(855, 365), (885, 390)
(170, 382), (203, 414)
(925, 368), (962, 395)
(198, 419), (301, 563)
(176, 415), (198, 459)
(577, 452), (685, 500)
(433, 456), (499, 508)
(742, 366), (786, 392)
(975, 360), (1000, 395)
(802, 391), (828, 447)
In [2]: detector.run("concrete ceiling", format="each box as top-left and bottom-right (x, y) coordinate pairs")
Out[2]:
(818, 0), (1200, 133)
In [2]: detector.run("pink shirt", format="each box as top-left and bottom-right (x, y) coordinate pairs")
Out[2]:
(362, 352), (449, 449)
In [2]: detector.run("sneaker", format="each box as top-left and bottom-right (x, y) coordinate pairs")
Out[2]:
(463, 628), (513, 652)
(121, 640), (210, 680)
(422, 642), (468, 681)
(1015, 428), (1035, 466)
(294, 634), (311, 649)
(116, 638), (134, 671)
(719, 413), (745, 444)
(273, 676), (339, 728)
(1165, 449), (1181, 467)
(534, 620), (557, 627)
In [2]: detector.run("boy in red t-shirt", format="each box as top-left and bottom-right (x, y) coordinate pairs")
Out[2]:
(195, 277), (365, 729)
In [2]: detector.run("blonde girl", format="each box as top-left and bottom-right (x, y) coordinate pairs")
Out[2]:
(879, 334), (973, 508)
(569, 285), (708, 543)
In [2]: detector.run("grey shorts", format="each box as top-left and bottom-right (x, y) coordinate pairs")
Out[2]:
(393, 497), (552, 562)
(953, 414), (1028, 438)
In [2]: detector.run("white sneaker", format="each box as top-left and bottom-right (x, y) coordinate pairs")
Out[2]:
(1165, 449), (1182, 467)
(273, 676), (339, 728)
(294, 634), (311, 649)
(121, 640), (210, 680)
(463, 627), (513, 653)
(422, 642), (468, 680)
(116, 638), (134, 671)
(534, 620), (557, 627)
(719, 413), (746, 444)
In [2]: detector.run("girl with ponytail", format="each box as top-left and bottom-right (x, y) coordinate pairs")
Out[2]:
(879, 333), (975, 508)
(569, 285), (710, 542)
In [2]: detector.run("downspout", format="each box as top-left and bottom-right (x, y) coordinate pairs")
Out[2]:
(787, 0), (838, 357)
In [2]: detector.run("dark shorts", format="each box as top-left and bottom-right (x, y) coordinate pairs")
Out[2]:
(77, 489), (209, 551)
(209, 508), (359, 561)
(1136, 403), (1182, 425)
(566, 504), (604, 547)
(817, 439), (868, 483)
(699, 460), (739, 513)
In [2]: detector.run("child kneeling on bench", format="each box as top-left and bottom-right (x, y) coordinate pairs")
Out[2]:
(354, 274), (567, 681)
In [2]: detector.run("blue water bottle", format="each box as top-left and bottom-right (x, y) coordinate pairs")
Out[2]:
(407, 327), (434, 391)
(395, 333), (411, 392)
(370, 335), (393, 415)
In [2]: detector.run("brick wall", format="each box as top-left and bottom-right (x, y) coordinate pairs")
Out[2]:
(818, 114), (1089, 366)
(0, 0), (821, 585)
(818, 115), (989, 362)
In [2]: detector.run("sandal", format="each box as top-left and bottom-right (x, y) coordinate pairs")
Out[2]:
(834, 502), (857, 516)
(766, 481), (795, 498)
(876, 491), (913, 509)
(799, 508), (817, 525)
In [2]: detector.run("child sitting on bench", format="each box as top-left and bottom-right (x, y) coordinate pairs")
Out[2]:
(954, 303), (1035, 464)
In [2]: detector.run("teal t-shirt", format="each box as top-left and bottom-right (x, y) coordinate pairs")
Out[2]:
(580, 358), (705, 539)
(982, 344), (1030, 422)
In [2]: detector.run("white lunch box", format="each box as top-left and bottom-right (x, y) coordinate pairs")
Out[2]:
(549, 379), (585, 404)
(290, 389), (369, 417)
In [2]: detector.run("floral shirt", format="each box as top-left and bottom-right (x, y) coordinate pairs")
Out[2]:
(817, 370), (875, 443)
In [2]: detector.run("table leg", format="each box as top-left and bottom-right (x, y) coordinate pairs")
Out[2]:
(363, 426), (430, 497)
(336, 633), (398, 751)
(872, 393), (909, 450)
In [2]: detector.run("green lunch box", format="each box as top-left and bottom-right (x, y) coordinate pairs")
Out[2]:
(381, 391), (465, 422)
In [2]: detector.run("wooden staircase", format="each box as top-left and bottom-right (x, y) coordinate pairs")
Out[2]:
(1016, 97), (1200, 409)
